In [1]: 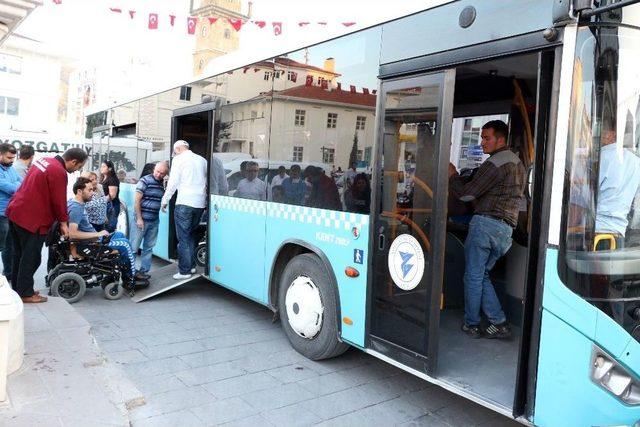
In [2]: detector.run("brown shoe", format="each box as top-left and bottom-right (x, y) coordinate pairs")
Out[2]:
(21, 294), (48, 303)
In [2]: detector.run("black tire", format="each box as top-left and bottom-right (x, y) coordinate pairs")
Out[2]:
(50, 272), (86, 303)
(46, 264), (62, 288)
(277, 253), (348, 360)
(103, 281), (124, 300)
(196, 243), (207, 267)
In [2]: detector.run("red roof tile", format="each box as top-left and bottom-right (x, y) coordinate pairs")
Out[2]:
(272, 84), (376, 108)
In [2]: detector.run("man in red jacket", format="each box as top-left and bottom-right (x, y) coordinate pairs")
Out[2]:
(6, 148), (87, 303)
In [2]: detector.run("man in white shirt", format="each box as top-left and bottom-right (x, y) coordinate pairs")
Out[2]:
(235, 161), (266, 201)
(268, 166), (288, 201)
(161, 140), (207, 279)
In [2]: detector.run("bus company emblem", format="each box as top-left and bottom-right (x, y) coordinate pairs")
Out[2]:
(388, 234), (425, 291)
(352, 226), (360, 239)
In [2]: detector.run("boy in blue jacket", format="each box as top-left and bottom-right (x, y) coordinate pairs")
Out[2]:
(0, 143), (22, 283)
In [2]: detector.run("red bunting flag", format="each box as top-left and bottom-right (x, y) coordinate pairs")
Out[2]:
(228, 18), (243, 31)
(52, 0), (61, 4)
(129, 10), (136, 19)
(350, 85), (356, 93)
(169, 15), (176, 26)
(272, 22), (282, 36)
(253, 20), (266, 28)
(148, 13), (158, 30)
(298, 22), (310, 27)
(254, 68), (260, 73)
(187, 17), (197, 34)
(208, 17), (218, 25)
(318, 22), (327, 26)
(372, 89), (377, 95)
(109, 7), (122, 13)
(305, 75), (313, 86)
(342, 22), (356, 27)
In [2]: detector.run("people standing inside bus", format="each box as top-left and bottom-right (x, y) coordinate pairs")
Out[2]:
(210, 155), (228, 196)
(345, 173), (371, 214)
(0, 144), (22, 283)
(135, 161), (169, 278)
(343, 161), (358, 190)
(268, 166), (288, 201)
(281, 164), (306, 205)
(81, 171), (109, 232)
(235, 161), (267, 201)
(13, 145), (34, 179)
(304, 166), (342, 210)
(100, 161), (120, 232)
(448, 120), (525, 339)
(161, 140), (207, 280)
(6, 148), (87, 303)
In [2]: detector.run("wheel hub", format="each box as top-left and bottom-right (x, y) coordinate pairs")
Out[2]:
(285, 275), (324, 339)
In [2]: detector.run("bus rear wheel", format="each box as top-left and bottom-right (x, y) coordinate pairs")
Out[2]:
(278, 253), (348, 360)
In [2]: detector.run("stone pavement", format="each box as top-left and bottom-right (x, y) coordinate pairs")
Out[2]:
(2, 250), (521, 426)
(0, 296), (144, 426)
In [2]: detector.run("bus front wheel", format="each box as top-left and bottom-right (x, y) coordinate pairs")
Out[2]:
(278, 253), (348, 360)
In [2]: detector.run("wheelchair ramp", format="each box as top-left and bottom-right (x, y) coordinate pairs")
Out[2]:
(131, 263), (203, 303)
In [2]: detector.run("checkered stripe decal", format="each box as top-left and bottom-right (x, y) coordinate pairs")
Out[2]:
(211, 196), (368, 231)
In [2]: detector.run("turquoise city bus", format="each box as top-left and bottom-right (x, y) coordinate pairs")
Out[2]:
(85, 1), (640, 424)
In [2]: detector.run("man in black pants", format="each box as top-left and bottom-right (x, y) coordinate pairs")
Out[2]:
(5, 148), (87, 303)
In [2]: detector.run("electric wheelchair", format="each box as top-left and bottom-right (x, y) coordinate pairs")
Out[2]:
(45, 222), (127, 303)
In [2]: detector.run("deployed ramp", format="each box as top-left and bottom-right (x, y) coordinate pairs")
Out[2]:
(131, 263), (204, 303)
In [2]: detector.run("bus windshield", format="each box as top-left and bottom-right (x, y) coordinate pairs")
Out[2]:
(563, 23), (640, 339)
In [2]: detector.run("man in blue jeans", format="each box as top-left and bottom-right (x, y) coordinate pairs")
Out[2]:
(449, 120), (525, 339)
(134, 162), (169, 277)
(0, 143), (22, 283)
(161, 141), (207, 280)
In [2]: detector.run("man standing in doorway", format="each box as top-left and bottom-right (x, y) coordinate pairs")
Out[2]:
(0, 144), (22, 283)
(449, 120), (525, 339)
(13, 145), (34, 179)
(135, 161), (169, 278)
(161, 141), (207, 280)
(6, 148), (87, 303)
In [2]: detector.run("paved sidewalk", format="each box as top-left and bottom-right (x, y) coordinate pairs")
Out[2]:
(0, 296), (144, 426)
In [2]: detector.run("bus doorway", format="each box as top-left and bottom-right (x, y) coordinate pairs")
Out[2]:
(369, 51), (552, 415)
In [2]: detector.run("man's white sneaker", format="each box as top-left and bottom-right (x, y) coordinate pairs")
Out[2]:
(173, 273), (192, 280)
(190, 268), (196, 274)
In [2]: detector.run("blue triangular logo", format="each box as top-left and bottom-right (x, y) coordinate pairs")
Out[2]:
(399, 251), (414, 278)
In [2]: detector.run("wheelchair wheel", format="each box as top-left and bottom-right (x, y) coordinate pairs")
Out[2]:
(103, 281), (124, 300)
(50, 272), (86, 303)
(196, 243), (207, 267)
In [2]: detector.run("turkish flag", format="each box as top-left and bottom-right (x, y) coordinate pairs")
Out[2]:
(169, 15), (176, 26)
(253, 20), (266, 28)
(148, 13), (158, 30)
(52, 0), (61, 4)
(272, 22), (282, 36)
(208, 17), (218, 25)
(290, 72), (297, 83)
(305, 75), (313, 86)
(318, 22), (327, 26)
(129, 10), (136, 19)
(298, 22), (310, 27)
(228, 18), (243, 31)
(342, 22), (356, 27)
(363, 88), (369, 95)
(109, 8), (122, 13)
(187, 17), (197, 35)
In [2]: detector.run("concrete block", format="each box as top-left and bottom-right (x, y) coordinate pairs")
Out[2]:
(201, 371), (281, 399)
(240, 383), (314, 412)
(191, 397), (258, 425)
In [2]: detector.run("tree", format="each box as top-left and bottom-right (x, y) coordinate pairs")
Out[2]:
(213, 121), (233, 152)
(85, 112), (107, 139)
(348, 131), (359, 168)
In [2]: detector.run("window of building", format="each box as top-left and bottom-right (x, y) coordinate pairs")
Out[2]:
(251, 110), (258, 119)
(179, 86), (192, 101)
(357, 149), (363, 161)
(326, 113), (338, 128)
(202, 25), (208, 37)
(294, 109), (306, 126)
(364, 147), (372, 164)
(292, 146), (303, 162)
(264, 71), (272, 81)
(0, 54), (21, 75)
(274, 70), (282, 79)
(0, 96), (19, 116)
(224, 29), (231, 39)
(356, 115), (366, 131)
(322, 148), (335, 164)
(287, 71), (296, 81)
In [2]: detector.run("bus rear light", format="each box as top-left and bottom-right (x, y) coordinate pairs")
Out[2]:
(214, 266), (221, 272)
(345, 267), (359, 278)
(343, 317), (353, 326)
(591, 346), (640, 405)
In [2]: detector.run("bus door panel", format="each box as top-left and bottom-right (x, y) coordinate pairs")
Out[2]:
(369, 70), (455, 373)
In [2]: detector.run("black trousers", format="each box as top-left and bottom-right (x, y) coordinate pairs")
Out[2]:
(10, 221), (45, 297)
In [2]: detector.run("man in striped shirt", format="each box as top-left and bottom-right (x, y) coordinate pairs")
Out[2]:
(134, 162), (169, 277)
(449, 120), (525, 340)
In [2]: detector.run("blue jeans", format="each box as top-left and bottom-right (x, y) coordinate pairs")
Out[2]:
(106, 201), (120, 233)
(134, 219), (159, 274)
(174, 205), (203, 274)
(463, 215), (512, 326)
(0, 215), (11, 281)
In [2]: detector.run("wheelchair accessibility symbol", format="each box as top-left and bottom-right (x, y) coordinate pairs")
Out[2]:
(388, 234), (425, 291)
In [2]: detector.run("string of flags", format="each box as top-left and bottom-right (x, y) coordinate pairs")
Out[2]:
(51, 1), (357, 36)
